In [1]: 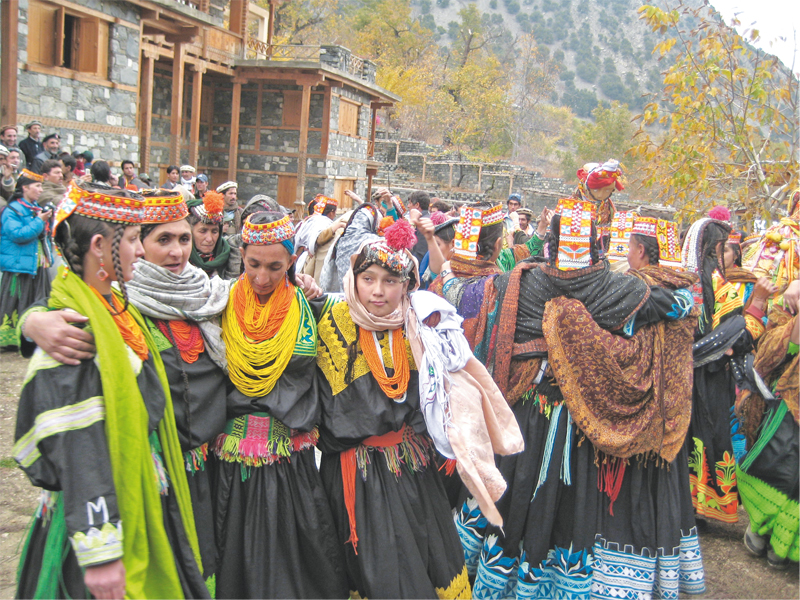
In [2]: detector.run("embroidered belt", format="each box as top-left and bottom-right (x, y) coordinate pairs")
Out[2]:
(341, 424), (432, 554)
(213, 413), (319, 468)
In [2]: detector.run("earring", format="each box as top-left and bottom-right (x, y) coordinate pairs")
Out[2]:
(285, 274), (289, 288)
(97, 259), (109, 281)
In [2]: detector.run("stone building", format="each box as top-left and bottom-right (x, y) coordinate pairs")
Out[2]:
(0, 0), (398, 210)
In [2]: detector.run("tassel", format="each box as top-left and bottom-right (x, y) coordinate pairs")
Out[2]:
(532, 403), (563, 501)
(560, 410), (573, 485)
(150, 432), (170, 495)
(341, 448), (359, 554)
(597, 456), (626, 516)
(439, 458), (458, 476)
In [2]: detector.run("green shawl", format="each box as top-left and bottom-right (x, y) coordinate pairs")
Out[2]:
(190, 235), (231, 274)
(48, 266), (202, 598)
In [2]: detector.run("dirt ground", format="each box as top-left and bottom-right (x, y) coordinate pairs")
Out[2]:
(0, 352), (797, 599)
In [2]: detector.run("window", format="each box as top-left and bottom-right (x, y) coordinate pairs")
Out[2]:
(27, 0), (109, 78)
(338, 99), (360, 137)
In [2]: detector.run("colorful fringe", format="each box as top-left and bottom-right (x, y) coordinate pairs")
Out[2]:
(149, 431), (170, 495)
(736, 465), (799, 562)
(184, 443), (209, 475)
(354, 426), (433, 481)
(214, 414), (319, 477)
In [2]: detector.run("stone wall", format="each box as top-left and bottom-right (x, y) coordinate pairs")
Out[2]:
(16, 0), (141, 163)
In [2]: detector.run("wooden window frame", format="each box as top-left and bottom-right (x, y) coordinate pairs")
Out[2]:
(338, 97), (360, 137)
(26, 0), (110, 80)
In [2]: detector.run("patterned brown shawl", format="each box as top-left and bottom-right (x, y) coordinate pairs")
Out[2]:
(736, 306), (799, 446)
(543, 296), (697, 462)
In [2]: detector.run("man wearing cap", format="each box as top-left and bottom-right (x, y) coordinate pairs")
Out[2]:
(217, 181), (242, 237)
(194, 173), (209, 200)
(507, 192), (523, 231)
(31, 133), (61, 174)
(515, 207), (535, 242)
(179, 165), (196, 189)
(0, 125), (25, 170)
(18, 121), (43, 168)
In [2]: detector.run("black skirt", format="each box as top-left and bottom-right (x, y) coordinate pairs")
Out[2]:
(214, 448), (349, 599)
(0, 268), (50, 348)
(319, 443), (469, 599)
(17, 491), (209, 600)
(687, 361), (739, 523)
(186, 452), (218, 579)
(457, 383), (705, 599)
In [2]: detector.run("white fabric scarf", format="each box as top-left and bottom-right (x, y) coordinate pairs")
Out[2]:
(127, 260), (232, 370)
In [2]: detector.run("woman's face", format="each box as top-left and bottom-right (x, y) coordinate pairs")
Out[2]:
(242, 243), (295, 302)
(192, 222), (220, 255)
(723, 242), (737, 270)
(626, 237), (648, 270)
(102, 225), (144, 282)
(356, 264), (408, 318)
(590, 183), (616, 202)
(434, 236), (454, 261)
(143, 220), (193, 274)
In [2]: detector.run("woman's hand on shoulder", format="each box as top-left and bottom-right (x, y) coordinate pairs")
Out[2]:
(23, 310), (96, 365)
(296, 273), (322, 299)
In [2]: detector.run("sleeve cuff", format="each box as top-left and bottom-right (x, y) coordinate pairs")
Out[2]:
(70, 521), (124, 567)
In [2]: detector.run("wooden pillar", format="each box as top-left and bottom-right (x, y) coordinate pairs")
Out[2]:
(295, 83), (312, 211)
(267, 0), (276, 57)
(139, 53), (155, 173)
(229, 0), (249, 57)
(228, 82), (241, 180)
(0, 0), (19, 125)
(369, 104), (377, 158)
(169, 43), (185, 166)
(320, 86), (331, 156)
(189, 66), (204, 166)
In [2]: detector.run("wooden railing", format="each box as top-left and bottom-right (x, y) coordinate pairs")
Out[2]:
(245, 39), (321, 61)
(244, 41), (376, 82)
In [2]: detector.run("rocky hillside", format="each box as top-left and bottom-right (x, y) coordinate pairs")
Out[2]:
(408, 0), (721, 118)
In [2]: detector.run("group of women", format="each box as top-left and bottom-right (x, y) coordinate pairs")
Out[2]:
(9, 166), (799, 600)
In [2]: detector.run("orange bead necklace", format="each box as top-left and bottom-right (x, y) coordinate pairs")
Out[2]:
(91, 288), (150, 361)
(232, 274), (295, 342)
(359, 327), (410, 400)
(156, 319), (205, 363)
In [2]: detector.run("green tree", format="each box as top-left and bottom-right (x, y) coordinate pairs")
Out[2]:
(561, 102), (637, 179)
(631, 2), (799, 221)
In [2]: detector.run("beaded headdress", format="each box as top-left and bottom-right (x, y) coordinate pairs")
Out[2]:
(681, 217), (732, 273)
(242, 213), (295, 249)
(555, 198), (596, 270)
(656, 219), (682, 270)
(356, 219), (417, 279)
(606, 210), (637, 262)
(17, 168), (43, 185)
(141, 189), (188, 224)
(54, 181), (144, 236)
(188, 191), (224, 225)
(313, 194), (338, 214)
(633, 216), (682, 269)
(727, 232), (742, 246)
(578, 159), (625, 191)
(453, 203), (504, 259)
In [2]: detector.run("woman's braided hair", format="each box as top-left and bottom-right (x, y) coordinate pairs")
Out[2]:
(54, 213), (130, 314)
(631, 233), (660, 266)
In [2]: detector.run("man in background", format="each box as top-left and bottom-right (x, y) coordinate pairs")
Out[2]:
(18, 121), (43, 168)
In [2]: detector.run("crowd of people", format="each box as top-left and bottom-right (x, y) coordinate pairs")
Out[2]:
(0, 144), (797, 600)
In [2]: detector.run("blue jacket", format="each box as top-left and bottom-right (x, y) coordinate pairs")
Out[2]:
(0, 200), (45, 275)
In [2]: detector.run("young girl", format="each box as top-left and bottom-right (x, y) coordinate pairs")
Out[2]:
(14, 181), (207, 599)
(315, 220), (523, 598)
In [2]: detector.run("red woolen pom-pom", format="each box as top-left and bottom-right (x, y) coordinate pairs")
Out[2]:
(384, 218), (417, 251)
(708, 205), (731, 221)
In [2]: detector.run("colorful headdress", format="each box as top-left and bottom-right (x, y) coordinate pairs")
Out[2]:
(681, 217), (732, 273)
(313, 194), (338, 215)
(17, 168), (43, 186)
(188, 191), (224, 225)
(708, 205), (731, 222)
(141, 189), (188, 224)
(606, 210), (637, 262)
(54, 181), (144, 237)
(555, 198), (596, 270)
(242, 213), (295, 255)
(578, 159), (625, 191)
(727, 232), (742, 246)
(453, 203), (504, 259)
(634, 216), (682, 269)
(356, 219), (416, 279)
